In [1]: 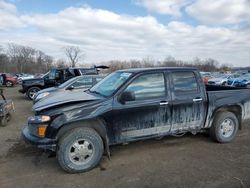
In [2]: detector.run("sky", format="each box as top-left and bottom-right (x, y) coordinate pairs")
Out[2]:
(0, 0), (250, 66)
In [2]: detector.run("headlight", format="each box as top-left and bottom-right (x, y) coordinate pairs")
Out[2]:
(36, 92), (50, 100)
(28, 115), (51, 137)
(29, 115), (51, 123)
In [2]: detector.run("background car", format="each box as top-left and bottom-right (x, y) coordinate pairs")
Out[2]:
(0, 73), (18, 87)
(208, 74), (239, 85)
(200, 72), (213, 85)
(227, 76), (250, 88)
(33, 75), (105, 103)
(17, 74), (35, 84)
(19, 66), (109, 100)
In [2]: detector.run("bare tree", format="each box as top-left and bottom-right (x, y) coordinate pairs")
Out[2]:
(55, 59), (67, 68)
(64, 46), (84, 67)
(7, 43), (36, 73)
(35, 50), (53, 72)
(0, 45), (9, 73)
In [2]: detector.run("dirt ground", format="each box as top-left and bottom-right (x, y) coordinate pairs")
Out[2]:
(0, 87), (250, 188)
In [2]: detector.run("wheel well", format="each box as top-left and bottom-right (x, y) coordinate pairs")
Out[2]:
(27, 86), (41, 90)
(56, 119), (110, 157)
(215, 105), (242, 129)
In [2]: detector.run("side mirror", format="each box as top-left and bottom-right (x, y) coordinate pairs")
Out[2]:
(67, 85), (74, 90)
(119, 91), (135, 104)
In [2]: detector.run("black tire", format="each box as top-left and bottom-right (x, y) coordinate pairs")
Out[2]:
(209, 112), (239, 143)
(57, 127), (104, 173)
(5, 81), (13, 87)
(26, 87), (41, 100)
(0, 116), (7, 126)
(6, 113), (11, 122)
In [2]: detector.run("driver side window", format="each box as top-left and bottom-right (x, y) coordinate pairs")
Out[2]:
(124, 73), (166, 101)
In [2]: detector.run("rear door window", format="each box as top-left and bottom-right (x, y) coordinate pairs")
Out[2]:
(172, 71), (198, 94)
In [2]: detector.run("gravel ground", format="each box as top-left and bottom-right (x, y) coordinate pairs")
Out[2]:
(0, 86), (250, 188)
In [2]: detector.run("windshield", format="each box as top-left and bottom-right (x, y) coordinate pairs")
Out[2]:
(42, 72), (49, 79)
(58, 77), (79, 88)
(89, 72), (132, 97)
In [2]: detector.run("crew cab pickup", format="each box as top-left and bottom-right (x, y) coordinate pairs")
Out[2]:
(22, 67), (250, 173)
(19, 66), (108, 100)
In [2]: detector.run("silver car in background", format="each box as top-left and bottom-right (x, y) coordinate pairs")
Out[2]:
(33, 75), (105, 103)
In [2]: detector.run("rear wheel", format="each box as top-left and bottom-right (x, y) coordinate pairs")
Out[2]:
(57, 127), (104, 173)
(5, 81), (13, 87)
(6, 113), (11, 122)
(27, 87), (41, 100)
(210, 112), (239, 143)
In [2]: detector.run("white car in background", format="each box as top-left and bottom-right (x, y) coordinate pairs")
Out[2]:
(208, 75), (235, 86)
(17, 74), (34, 84)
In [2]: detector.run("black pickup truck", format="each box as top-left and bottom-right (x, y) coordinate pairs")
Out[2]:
(22, 67), (250, 173)
(19, 66), (108, 100)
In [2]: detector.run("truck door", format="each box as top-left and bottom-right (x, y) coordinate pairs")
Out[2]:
(170, 71), (206, 132)
(44, 69), (57, 87)
(112, 72), (172, 142)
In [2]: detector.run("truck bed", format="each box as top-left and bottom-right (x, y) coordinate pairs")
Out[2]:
(205, 84), (248, 91)
(204, 85), (250, 128)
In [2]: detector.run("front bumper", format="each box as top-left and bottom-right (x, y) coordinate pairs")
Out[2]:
(22, 126), (57, 151)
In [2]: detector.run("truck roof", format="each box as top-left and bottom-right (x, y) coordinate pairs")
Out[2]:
(118, 67), (198, 73)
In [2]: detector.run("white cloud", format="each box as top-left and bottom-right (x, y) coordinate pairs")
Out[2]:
(134, 0), (191, 17)
(186, 0), (250, 25)
(0, 1), (249, 66)
(0, 0), (25, 30)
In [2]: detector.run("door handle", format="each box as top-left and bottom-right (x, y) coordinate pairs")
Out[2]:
(160, 101), (169, 105)
(193, 98), (203, 102)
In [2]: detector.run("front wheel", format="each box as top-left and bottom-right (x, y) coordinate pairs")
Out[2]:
(209, 112), (239, 143)
(57, 127), (104, 173)
(27, 87), (41, 100)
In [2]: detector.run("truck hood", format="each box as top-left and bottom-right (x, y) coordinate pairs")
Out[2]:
(22, 78), (44, 85)
(33, 90), (103, 111)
